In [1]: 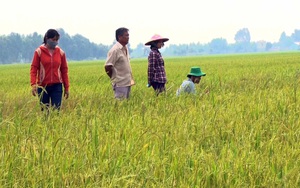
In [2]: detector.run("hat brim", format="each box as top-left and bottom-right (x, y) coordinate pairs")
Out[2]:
(187, 72), (206, 77)
(145, 38), (169, 45)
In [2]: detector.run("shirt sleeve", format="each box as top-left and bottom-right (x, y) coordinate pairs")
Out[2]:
(148, 51), (156, 83)
(30, 49), (40, 86)
(105, 50), (118, 67)
(60, 50), (70, 92)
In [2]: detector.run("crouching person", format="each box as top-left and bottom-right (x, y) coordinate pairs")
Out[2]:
(176, 67), (206, 96)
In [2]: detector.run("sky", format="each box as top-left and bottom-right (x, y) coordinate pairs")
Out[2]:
(1, 0), (300, 48)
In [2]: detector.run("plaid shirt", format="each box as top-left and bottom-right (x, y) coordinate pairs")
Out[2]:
(147, 48), (167, 84)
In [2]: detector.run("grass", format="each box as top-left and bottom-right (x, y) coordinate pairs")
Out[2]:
(0, 52), (300, 187)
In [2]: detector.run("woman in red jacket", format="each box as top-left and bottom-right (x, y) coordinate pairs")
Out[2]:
(30, 29), (70, 111)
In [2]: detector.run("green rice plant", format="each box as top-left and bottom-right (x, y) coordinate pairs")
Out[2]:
(0, 52), (300, 187)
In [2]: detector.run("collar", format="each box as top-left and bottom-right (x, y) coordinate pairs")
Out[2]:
(116, 42), (124, 49)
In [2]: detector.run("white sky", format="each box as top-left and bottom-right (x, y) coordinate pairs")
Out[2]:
(1, 0), (300, 48)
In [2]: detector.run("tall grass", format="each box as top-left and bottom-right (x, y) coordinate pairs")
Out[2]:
(0, 52), (299, 187)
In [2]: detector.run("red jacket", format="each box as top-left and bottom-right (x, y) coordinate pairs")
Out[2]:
(30, 45), (70, 91)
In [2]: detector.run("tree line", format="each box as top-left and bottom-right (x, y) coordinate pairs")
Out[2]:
(0, 28), (109, 64)
(132, 28), (300, 58)
(1, 28), (300, 64)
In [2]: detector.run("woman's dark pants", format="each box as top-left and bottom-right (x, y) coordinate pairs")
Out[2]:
(38, 83), (63, 111)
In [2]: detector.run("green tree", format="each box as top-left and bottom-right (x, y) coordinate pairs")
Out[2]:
(278, 32), (297, 50)
(0, 36), (10, 64)
(291, 29), (300, 42)
(22, 32), (43, 62)
(233, 28), (252, 53)
(209, 38), (228, 54)
(234, 28), (251, 43)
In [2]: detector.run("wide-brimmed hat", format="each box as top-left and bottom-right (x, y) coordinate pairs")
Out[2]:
(145, 34), (169, 45)
(187, 67), (206, 77)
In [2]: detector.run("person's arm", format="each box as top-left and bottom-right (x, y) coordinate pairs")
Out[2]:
(105, 65), (113, 78)
(60, 49), (69, 99)
(104, 48), (116, 79)
(30, 49), (40, 96)
(148, 51), (155, 84)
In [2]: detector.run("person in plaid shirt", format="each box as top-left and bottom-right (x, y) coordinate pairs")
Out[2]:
(145, 34), (169, 95)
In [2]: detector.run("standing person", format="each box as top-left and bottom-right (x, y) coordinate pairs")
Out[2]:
(104, 27), (134, 100)
(30, 29), (70, 111)
(176, 67), (206, 96)
(145, 34), (169, 95)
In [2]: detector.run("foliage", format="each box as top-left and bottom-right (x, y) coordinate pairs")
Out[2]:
(0, 53), (300, 187)
(1, 28), (300, 64)
(291, 29), (300, 42)
(278, 32), (298, 51)
(0, 29), (109, 64)
(209, 38), (228, 54)
(234, 28), (251, 43)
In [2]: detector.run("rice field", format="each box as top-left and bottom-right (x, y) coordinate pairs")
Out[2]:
(0, 52), (299, 187)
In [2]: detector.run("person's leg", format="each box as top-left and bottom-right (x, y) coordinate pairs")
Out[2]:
(151, 82), (166, 95)
(126, 86), (131, 98)
(49, 83), (63, 110)
(38, 86), (50, 111)
(113, 84), (131, 99)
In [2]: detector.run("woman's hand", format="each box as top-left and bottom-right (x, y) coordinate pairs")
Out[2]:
(31, 85), (37, 96)
(64, 91), (69, 99)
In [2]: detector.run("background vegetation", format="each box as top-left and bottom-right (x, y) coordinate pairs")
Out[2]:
(0, 52), (299, 187)
(1, 28), (300, 64)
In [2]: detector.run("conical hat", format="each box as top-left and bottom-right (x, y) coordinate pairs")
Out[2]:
(145, 34), (169, 45)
